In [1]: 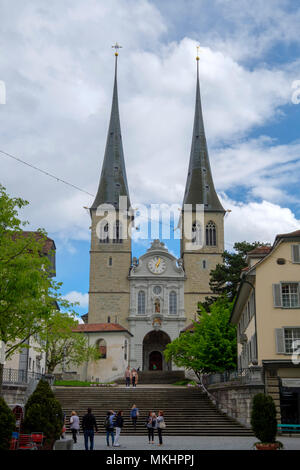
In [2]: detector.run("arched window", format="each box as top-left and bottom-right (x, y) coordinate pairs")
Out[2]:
(137, 290), (146, 314)
(169, 291), (177, 315)
(124, 339), (128, 360)
(192, 222), (202, 245)
(99, 222), (109, 244)
(206, 221), (217, 246)
(98, 339), (107, 359)
(113, 220), (122, 244)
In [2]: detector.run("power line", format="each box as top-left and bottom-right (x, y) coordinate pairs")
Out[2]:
(0, 149), (95, 197)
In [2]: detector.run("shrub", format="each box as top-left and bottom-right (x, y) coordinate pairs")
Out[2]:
(251, 393), (277, 443)
(23, 379), (63, 447)
(0, 396), (16, 451)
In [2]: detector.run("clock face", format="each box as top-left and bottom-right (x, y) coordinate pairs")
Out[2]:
(148, 256), (166, 274)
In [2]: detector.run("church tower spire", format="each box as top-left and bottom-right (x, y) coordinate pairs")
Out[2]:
(181, 49), (225, 322)
(183, 53), (224, 212)
(91, 44), (131, 211)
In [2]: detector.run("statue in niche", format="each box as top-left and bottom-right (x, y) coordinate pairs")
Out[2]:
(154, 299), (160, 313)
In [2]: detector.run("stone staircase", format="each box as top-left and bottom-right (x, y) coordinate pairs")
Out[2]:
(115, 371), (185, 384)
(54, 386), (253, 436)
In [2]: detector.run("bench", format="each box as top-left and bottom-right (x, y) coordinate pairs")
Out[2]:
(277, 424), (300, 435)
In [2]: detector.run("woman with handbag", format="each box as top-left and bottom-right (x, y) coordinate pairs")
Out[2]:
(156, 410), (166, 446)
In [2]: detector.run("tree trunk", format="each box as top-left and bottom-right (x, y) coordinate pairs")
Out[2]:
(0, 363), (4, 397)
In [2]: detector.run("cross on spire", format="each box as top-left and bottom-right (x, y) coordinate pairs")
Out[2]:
(112, 42), (122, 56)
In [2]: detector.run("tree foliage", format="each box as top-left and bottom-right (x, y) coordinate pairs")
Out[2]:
(251, 393), (277, 443)
(23, 379), (63, 446)
(164, 296), (237, 378)
(201, 241), (270, 310)
(0, 185), (77, 392)
(36, 311), (101, 374)
(0, 396), (16, 450)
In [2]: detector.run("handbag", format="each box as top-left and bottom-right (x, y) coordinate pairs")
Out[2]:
(158, 420), (166, 429)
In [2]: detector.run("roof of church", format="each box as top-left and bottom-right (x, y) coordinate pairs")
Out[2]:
(73, 322), (133, 335)
(183, 59), (224, 213)
(91, 52), (131, 211)
(12, 231), (56, 254)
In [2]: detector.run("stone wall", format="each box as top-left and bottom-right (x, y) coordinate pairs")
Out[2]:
(207, 382), (264, 427)
(2, 384), (27, 405)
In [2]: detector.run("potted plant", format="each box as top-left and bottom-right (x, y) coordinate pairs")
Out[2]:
(0, 397), (16, 451)
(250, 393), (283, 450)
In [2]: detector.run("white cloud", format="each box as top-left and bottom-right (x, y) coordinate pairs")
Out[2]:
(222, 196), (300, 248)
(64, 291), (89, 309)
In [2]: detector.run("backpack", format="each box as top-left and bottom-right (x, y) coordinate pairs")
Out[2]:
(103, 416), (110, 429)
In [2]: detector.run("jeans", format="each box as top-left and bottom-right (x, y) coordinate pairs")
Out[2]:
(132, 417), (137, 429)
(106, 429), (114, 446)
(125, 377), (130, 387)
(71, 428), (78, 443)
(147, 427), (154, 442)
(132, 376), (136, 387)
(157, 427), (163, 444)
(84, 429), (94, 450)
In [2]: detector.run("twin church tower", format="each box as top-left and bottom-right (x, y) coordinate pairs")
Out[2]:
(85, 48), (225, 372)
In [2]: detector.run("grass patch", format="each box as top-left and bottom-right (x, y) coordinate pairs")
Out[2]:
(171, 379), (191, 386)
(54, 380), (115, 387)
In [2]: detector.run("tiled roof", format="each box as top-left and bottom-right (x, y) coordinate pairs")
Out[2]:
(275, 230), (300, 240)
(73, 323), (131, 334)
(247, 246), (272, 256)
(12, 231), (55, 254)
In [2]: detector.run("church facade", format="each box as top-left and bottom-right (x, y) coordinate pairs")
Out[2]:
(72, 51), (225, 383)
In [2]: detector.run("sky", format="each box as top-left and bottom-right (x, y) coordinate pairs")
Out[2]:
(0, 0), (299, 317)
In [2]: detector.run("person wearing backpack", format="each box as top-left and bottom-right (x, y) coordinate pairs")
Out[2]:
(113, 410), (124, 447)
(82, 408), (98, 451)
(156, 410), (166, 446)
(104, 410), (116, 447)
(130, 404), (139, 430)
(146, 411), (157, 444)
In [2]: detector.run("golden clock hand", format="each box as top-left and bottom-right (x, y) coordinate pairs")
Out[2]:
(155, 258), (161, 268)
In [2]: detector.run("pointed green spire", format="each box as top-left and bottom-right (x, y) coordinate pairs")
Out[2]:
(183, 57), (224, 212)
(91, 49), (131, 210)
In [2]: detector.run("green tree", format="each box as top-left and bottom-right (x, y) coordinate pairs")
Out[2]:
(36, 311), (101, 374)
(0, 185), (76, 394)
(23, 379), (63, 448)
(0, 396), (16, 450)
(201, 241), (269, 309)
(164, 297), (237, 379)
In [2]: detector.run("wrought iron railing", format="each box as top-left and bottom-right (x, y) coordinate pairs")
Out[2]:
(2, 368), (43, 385)
(202, 367), (264, 387)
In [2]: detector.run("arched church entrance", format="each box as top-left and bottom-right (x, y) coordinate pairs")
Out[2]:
(142, 330), (171, 371)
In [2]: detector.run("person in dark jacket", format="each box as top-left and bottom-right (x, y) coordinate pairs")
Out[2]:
(82, 408), (98, 451)
(146, 411), (157, 444)
(113, 410), (124, 447)
(105, 410), (116, 447)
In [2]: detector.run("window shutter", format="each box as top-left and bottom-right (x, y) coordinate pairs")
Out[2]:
(273, 284), (282, 307)
(275, 329), (285, 354)
(292, 245), (300, 263)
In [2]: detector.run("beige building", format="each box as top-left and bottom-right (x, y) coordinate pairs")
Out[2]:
(231, 230), (300, 423)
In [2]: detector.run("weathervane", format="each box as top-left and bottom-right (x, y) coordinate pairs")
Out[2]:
(112, 42), (122, 56)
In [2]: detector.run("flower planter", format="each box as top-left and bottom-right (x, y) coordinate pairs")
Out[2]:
(255, 442), (280, 451)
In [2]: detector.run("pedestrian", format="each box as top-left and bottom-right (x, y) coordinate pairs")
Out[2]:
(131, 368), (138, 387)
(61, 413), (66, 439)
(130, 404), (139, 430)
(69, 411), (80, 444)
(156, 410), (166, 446)
(105, 410), (115, 447)
(125, 366), (131, 388)
(146, 411), (157, 444)
(82, 408), (98, 451)
(113, 410), (124, 447)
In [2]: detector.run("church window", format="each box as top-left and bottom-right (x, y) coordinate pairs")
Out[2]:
(169, 291), (177, 315)
(107, 316), (111, 323)
(153, 286), (162, 295)
(108, 257), (113, 266)
(124, 340), (128, 360)
(192, 222), (202, 245)
(137, 291), (146, 315)
(202, 260), (206, 269)
(206, 221), (217, 246)
(113, 220), (122, 244)
(98, 339), (107, 359)
(99, 222), (110, 244)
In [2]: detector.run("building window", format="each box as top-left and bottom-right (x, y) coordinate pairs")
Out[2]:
(202, 260), (206, 269)
(281, 283), (299, 308)
(284, 328), (300, 354)
(113, 221), (123, 244)
(137, 291), (146, 314)
(124, 340), (127, 361)
(99, 222), (109, 244)
(292, 245), (300, 263)
(108, 257), (113, 266)
(98, 339), (107, 359)
(107, 316), (111, 323)
(192, 222), (202, 245)
(206, 221), (216, 246)
(169, 291), (177, 315)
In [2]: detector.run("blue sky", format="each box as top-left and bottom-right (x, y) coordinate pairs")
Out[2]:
(0, 0), (299, 317)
